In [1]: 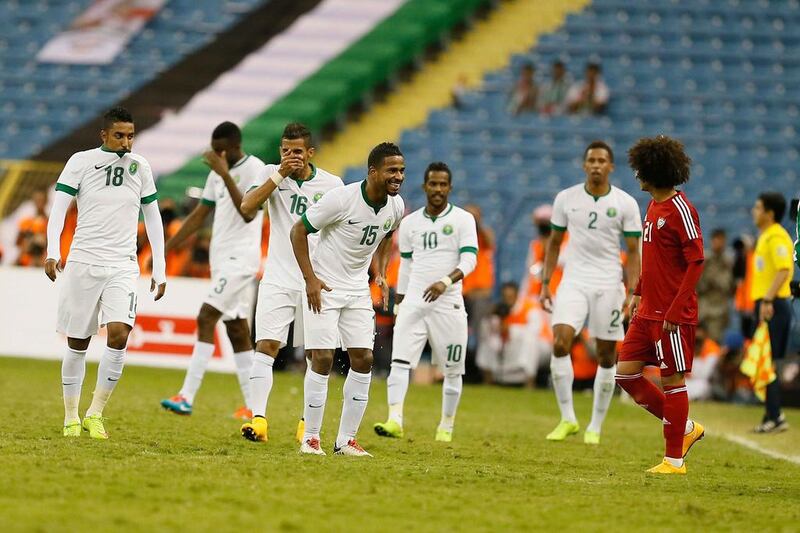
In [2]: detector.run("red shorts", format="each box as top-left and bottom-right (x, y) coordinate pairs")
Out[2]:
(618, 316), (695, 377)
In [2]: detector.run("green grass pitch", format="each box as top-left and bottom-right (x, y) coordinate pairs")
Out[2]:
(0, 356), (798, 532)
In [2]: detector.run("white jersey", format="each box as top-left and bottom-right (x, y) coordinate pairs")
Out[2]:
(551, 183), (642, 288)
(55, 146), (158, 267)
(303, 180), (404, 294)
(256, 164), (343, 291)
(201, 154), (265, 273)
(398, 203), (478, 307)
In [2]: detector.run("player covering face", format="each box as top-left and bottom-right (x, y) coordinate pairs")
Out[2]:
(373, 162), (479, 443)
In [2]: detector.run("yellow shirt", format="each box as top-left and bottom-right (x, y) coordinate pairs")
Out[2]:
(751, 223), (794, 300)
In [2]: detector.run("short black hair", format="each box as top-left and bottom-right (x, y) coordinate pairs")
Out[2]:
(424, 161), (451, 183)
(587, 62), (602, 73)
(211, 121), (241, 144)
(628, 135), (691, 189)
(758, 191), (787, 223)
(584, 140), (614, 163)
(103, 106), (133, 130)
(501, 281), (519, 292)
(368, 142), (403, 171)
(711, 228), (727, 239)
(282, 122), (312, 147)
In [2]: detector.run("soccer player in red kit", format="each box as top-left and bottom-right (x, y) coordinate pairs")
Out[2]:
(615, 136), (706, 474)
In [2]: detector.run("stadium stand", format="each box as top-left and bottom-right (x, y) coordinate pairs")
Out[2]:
(339, 0), (800, 284)
(0, 0), (266, 161)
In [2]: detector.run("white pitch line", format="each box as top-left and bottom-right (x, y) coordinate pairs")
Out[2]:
(721, 433), (800, 465)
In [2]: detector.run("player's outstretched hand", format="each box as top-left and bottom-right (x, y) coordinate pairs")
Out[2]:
(375, 274), (390, 310)
(44, 258), (62, 282)
(151, 278), (166, 301)
(423, 281), (446, 303)
(202, 149), (229, 176)
(540, 285), (553, 313)
(627, 295), (640, 319)
(306, 276), (331, 314)
(278, 153), (304, 178)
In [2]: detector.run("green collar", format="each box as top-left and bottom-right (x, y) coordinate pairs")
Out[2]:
(424, 203), (453, 222)
(584, 183), (611, 202)
(361, 180), (387, 214)
(292, 164), (317, 188)
(231, 154), (250, 169)
(100, 145), (128, 157)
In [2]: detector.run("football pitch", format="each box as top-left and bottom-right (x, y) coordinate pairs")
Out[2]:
(1, 356), (798, 532)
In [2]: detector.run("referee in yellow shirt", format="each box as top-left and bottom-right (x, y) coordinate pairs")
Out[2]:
(751, 192), (793, 433)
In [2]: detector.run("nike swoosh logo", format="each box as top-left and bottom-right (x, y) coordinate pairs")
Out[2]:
(107, 378), (119, 382)
(351, 397), (368, 402)
(95, 163), (110, 169)
(308, 403), (323, 408)
(278, 187), (290, 191)
(347, 220), (361, 225)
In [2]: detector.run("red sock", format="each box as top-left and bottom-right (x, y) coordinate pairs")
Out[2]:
(615, 373), (664, 419)
(663, 385), (689, 459)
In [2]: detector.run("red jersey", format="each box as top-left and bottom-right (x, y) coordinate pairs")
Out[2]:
(636, 191), (704, 324)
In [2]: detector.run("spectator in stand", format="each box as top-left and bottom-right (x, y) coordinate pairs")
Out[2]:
(519, 204), (566, 301)
(16, 188), (49, 265)
(697, 228), (735, 343)
(507, 62), (538, 115)
(451, 73), (469, 110)
(539, 60), (571, 115)
(462, 204), (496, 354)
(732, 234), (756, 338)
(566, 63), (609, 115)
(750, 192), (792, 432)
(182, 229), (212, 278)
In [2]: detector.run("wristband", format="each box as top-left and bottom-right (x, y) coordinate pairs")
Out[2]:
(269, 171), (285, 186)
(439, 275), (453, 288)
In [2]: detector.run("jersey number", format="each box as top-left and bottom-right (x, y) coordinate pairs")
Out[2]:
(610, 309), (621, 328)
(588, 211), (598, 229)
(127, 292), (137, 319)
(214, 277), (227, 294)
(105, 166), (124, 187)
(446, 344), (463, 363)
(421, 231), (438, 250)
(360, 225), (379, 246)
(643, 221), (654, 243)
(289, 194), (307, 215)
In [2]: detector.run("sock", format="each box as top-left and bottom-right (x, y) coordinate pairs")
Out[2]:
(62, 347), (86, 424)
(249, 352), (274, 418)
(663, 384), (689, 462)
(233, 350), (254, 408)
(303, 369), (329, 441)
(85, 346), (125, 417)
(550, 354), (577, 423)
(439, 375), (463, 432)
(587, 365), (616, 434)
(386, 364), (410, 425)
(301, 363), (312, 420)
(765, 379), (782, 421)
(336, 369), (372, 448)
(615, 373), (664, 419)
(179, 341), (215, 405)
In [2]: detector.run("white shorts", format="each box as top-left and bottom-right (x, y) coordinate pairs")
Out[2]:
(392, 302), (468, 375)
(56, 261), (139, 339)
(303, 291), (375, 350)
(551, 282), (626, 341)
(255, 282), (304, 347)
(204, 260), (257, 320)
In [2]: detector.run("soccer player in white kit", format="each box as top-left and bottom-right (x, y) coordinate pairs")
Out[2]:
(238, 123), (343, 443)
(290, 142), (405, 456)
(160, 122), (265, 419)
(373, 162), (478, 442)
(541, 141), (642, 444)
(45, 107), (167, 439)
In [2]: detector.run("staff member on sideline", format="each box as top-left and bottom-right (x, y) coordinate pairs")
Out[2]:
(751, 192), (793, 433)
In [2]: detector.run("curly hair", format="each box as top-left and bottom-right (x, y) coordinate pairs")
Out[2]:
(368, 142), (403, 171)
(627, 135), (691, 189)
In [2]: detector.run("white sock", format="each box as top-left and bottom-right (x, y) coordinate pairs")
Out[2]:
(301, 362), (312, 420)
(62, 347), (86, 424)
(439, 375), (463, 432)
(303, 369), (329, 441)
(550, 354), (577, 423)
(179, 341), (215, 405)
(233, 349), (254, 408)
(85, 346), (125, 418)
(587, 365), (617, 434)
(665, 456), (684, 468)
(249, 352), (274, 418)
(685, 419), (694, 435)
(336, 369), (372, 448)
(386, 364), (410, 425)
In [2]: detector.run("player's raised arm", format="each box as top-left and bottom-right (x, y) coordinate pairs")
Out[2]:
(165, 202), (211, 253)
(44, 190), (73, 281)
(202, 149), (253, 222)
(241, 152), (304, 218)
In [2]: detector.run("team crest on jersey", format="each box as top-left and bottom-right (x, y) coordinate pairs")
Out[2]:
(443, 224), (454, 235)
(606, 207), (617, 217)
(383, 217), (393, 231)
(657, 217), (666, 229)
(129, 162), (138, 175)
(313, 192), (323, 202)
